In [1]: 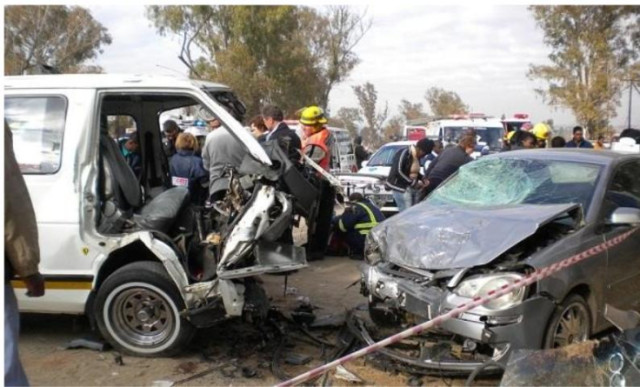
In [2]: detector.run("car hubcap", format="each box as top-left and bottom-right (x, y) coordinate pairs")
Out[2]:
(110, 287), (174, 348)
(552, 302), (589, 348)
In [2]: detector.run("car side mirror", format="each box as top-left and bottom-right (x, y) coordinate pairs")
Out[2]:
(608, 207), (640, 226)
(361, 161), (368, 168)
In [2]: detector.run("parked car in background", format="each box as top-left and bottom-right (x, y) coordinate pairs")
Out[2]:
(362, 149), (640, 372)
(337, 141), (428, 215)
(425, 114), (504, 157)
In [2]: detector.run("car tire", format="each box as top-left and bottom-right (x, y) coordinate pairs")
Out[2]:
(543, 294), (591, 349)
(94, 261), (195, 357)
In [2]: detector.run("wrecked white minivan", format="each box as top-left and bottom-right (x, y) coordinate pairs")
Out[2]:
(5, 74), (325, 356)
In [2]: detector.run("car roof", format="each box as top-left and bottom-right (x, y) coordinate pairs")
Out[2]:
(494, 148), (639, 165)
(4, 74), (230, 90)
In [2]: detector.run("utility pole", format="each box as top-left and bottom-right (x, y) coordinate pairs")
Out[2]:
(623, 78), (640, 129)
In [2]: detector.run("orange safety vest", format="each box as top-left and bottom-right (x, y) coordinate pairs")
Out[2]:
(304, 128), (334, 171)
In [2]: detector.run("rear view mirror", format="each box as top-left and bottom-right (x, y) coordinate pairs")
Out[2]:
(608, 207), (640, 226)
(361, 161), (368, 168)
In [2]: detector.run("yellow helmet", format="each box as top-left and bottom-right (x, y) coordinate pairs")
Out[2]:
(299, 106), (328, 126)
(506, 130), (516, 141)
(532, 122), (551, 140)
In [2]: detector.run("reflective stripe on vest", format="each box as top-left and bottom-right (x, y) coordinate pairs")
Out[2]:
(353, 202), (379, 235)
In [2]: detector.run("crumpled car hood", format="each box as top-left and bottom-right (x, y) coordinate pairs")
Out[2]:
(370, 202), (579, 270)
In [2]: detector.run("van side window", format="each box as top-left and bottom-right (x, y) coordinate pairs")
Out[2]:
(5, 96), (67, 174)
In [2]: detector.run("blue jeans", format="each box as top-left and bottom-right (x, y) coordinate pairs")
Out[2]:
(5, 284), (28, 387)
(393, 190), (415, 212)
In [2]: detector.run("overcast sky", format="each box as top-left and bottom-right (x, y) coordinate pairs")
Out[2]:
(87, 3), (640, 128)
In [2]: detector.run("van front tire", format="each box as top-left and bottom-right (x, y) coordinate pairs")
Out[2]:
(94, 261), (195, 357)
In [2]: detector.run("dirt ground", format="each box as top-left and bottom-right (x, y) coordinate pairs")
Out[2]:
(18, 257), (487, 386)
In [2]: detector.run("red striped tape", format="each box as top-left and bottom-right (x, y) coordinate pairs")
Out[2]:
(277, 227), (638, 386)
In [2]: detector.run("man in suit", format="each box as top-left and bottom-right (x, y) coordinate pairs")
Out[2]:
(260, 105), (302, 163)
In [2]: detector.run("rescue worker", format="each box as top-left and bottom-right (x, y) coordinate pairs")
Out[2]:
(331, 193), (385, 259)
(299, 106), (336, 260)
(300, 106), (336, 171)
(386, 138), (434, 211)
(531, 122), (551, 148)
(5, 121), (46, 386)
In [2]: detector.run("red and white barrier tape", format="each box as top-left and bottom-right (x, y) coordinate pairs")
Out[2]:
(277, 227), (638, 386)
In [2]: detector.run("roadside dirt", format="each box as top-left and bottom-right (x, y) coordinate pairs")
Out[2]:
(19, 257), (486, 386)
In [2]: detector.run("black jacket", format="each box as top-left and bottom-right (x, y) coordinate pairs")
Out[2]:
(259, 122), (302, 163)
(424, 145), (472, 184)
(386, 147), (419, 192)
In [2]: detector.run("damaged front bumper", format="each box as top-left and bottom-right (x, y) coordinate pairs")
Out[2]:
(361, 263), (556, 371)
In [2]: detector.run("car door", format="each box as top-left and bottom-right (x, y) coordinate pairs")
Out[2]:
(5, 90), (98, 313)
(603, 160), (640, 311)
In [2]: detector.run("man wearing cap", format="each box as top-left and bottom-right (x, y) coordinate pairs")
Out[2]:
(299, 106), (336, 260)
(386, 138), (435, 211)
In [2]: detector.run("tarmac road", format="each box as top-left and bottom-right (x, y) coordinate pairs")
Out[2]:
(17, 257), (479, 386)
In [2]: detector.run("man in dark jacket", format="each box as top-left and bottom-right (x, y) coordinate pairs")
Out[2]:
(260, 105), (302, 164)
(331, 193), (385, 259)
(386, 138), (434, 211)
(419, 133), (476, 200)
(354, 136), (369, 169)
(162, 120), (182, 157)
(565, 126), (593, 148)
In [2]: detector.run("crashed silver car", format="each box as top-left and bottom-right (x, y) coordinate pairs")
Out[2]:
(361, 149), (640, 371)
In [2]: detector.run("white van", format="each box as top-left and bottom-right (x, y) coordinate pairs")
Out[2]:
(425, 114), (504, 156)
(4, 74), (326, 356)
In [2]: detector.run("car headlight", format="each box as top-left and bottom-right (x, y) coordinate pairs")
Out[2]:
(364, 233), (382, 265)
(454, 273), (526, 310)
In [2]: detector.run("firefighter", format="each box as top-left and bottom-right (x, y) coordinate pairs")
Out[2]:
(331, 193), (385, 259)
(300, 106), (335, 171)
(532, 122), (551, 148)
(299, 106), (336, 260)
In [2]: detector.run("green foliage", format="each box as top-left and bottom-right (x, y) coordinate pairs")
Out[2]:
(424, 87), (469, 117)
(145, 5), (370, 121)
(353, 82), (388, 148)
(4, 5), (112, 75)
(528, 5), (640, 137)
(399, 99), (427, 121)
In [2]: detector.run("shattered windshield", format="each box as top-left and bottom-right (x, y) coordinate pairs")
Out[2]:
(427, 157), (602, 216)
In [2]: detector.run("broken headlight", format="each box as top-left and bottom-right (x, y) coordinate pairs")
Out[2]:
(454, 273), (526, 310)
(364, 233), (382, 265)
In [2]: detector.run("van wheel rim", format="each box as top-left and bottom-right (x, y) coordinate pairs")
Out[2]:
(110, 287), (175, 348)
(552, 302), (589, 348)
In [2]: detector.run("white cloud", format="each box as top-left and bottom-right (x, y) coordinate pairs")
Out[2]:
(84, 4), (640, 128)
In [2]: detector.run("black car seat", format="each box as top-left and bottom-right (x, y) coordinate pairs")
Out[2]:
(98, 131), (190, 234)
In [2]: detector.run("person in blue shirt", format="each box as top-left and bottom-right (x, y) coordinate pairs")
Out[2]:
(330, 193), (385, 259)
(565, 126), (594, 148)
(170, 133), (209, 204)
